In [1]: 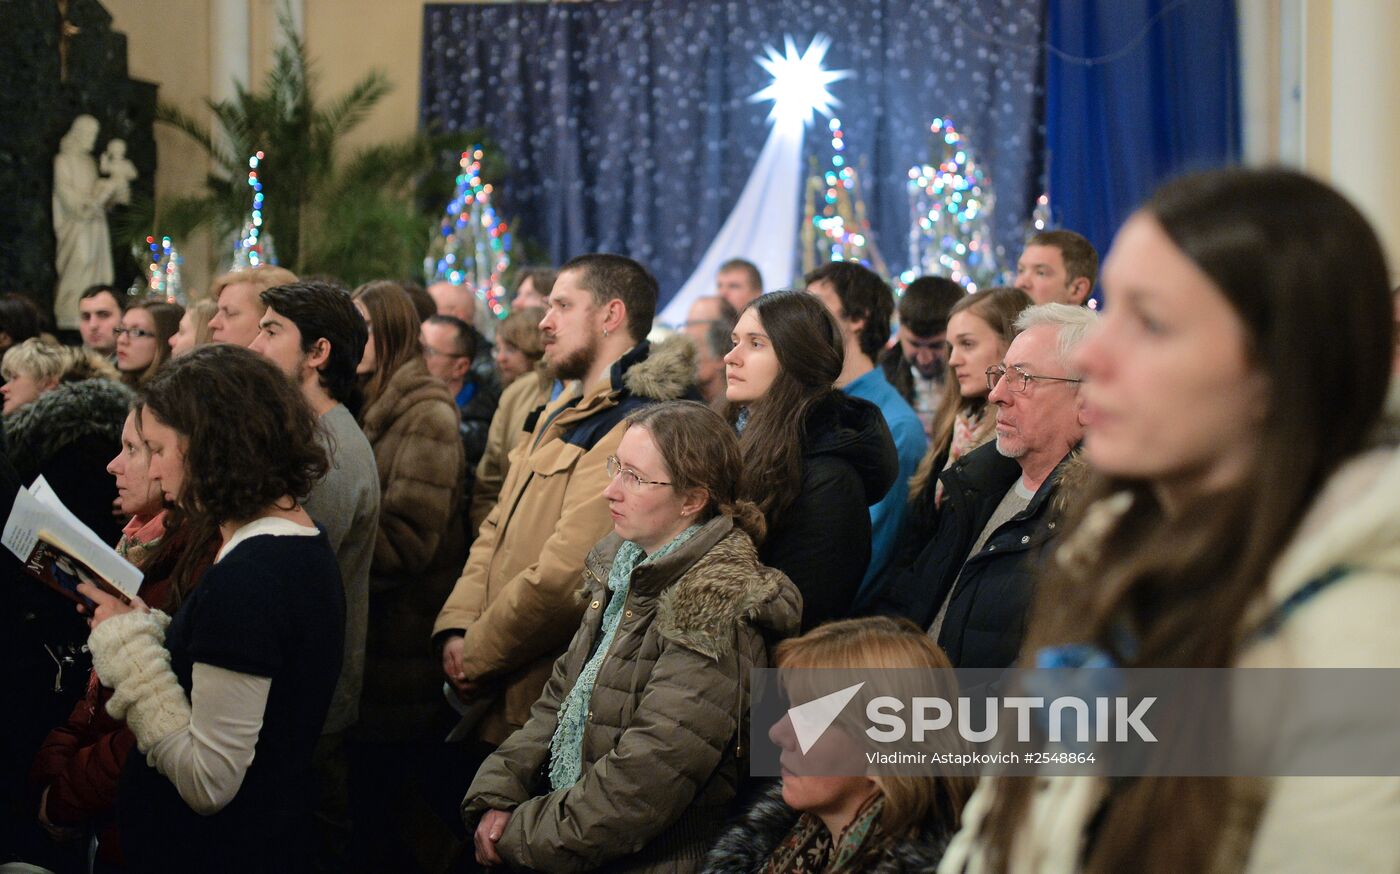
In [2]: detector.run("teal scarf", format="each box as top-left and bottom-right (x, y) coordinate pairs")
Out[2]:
(548, 524), (702, 790)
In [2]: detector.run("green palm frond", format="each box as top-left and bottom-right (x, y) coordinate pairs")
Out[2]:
(134, 0), (503, 280)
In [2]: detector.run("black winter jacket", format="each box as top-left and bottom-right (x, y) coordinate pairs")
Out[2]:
(872, 441), (1077, 669)
(759, 392), (898, 631)
(701, 782), (952, 874)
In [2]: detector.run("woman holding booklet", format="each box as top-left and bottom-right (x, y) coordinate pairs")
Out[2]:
(78, 344), (345, 873)
(30, 405), (216, 868)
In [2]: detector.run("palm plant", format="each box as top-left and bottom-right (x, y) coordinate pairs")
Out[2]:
(128, 9), (490, 286)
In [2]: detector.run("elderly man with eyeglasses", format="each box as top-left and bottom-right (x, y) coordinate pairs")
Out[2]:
(869, 303), (1097, 669)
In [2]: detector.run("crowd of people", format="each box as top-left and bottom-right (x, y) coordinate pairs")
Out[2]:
(1, 165), (1398, 873)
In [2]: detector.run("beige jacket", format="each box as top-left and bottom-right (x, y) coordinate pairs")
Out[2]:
(433, 338), (694, 744)
(940, 425), (1400, 874)
(468, 368), (559, 536)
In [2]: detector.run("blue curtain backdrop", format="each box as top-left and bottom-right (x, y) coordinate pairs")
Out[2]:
(420, 0), (1045, 305)
(420, 0), (1239, 309)
(1045, 0), (1241, 274)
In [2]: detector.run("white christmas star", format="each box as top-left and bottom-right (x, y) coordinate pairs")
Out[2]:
(750, 34), (851, 128)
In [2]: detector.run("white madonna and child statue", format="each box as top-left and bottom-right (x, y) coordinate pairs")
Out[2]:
(53, 115), (135, 330)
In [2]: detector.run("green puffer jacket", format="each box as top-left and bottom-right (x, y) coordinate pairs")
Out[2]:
(463, 514), (802, 873)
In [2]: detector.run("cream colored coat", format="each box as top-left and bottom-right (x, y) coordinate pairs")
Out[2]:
(941, 424), (1400, 874)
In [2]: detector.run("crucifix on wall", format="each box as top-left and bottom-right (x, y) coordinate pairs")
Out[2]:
(57, 0), (81, 82)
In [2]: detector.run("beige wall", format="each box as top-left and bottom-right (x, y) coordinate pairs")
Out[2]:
(106, 0), (217, 294)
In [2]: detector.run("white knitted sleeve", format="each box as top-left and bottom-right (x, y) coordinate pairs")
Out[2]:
(88, 611), (271, 815)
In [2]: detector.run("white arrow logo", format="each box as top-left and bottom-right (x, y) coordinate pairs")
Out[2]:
(788, 682), (865, 755)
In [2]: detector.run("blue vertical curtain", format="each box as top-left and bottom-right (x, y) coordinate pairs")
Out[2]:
(1044, 0), (1241, 273)
(420, 0), (1045, 306)
(420, 0), (1239, 309)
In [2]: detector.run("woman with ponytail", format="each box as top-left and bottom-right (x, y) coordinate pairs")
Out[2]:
(465, 400), (802, 872)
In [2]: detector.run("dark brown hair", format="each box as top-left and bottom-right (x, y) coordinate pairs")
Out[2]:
(1025, 229), (1099, 287)
(120, 300), (184, 387)
(625, 400), (765, 543)
(803, 261), (895, 360)
(982, 168), (1395, 873)
(352, 280), (423, 408)
(558, 253), (659, 344)
(909, 286), (1031, 501)
(898, 275), (965, 338)
(137, 344), (328, 527)
(723, 289), (844, 527)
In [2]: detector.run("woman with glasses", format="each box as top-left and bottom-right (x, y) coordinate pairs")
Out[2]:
(888, 288), (1032, 580)
(115, 299), (183, 387)
(348, 280), (467, 865)
(721, 289), (898, 631)
(941, 169), (1400, 873)
(466, 400), (801, 872)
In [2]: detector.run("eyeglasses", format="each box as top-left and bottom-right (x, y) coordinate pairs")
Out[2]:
(606, 455), (671, 492)
(113, 326), (156, 340)
(985, 364), (1083, 393)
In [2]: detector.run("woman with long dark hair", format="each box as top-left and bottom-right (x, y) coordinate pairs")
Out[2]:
(722, 289), (898, 630)
(940, 169), (1400, 873)
(77, 344), (344, 872)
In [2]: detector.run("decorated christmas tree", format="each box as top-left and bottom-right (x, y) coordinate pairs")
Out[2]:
(129, 235), (186, 305)
(425, 147), (512, 320)
(904, 117), (1002, 292)
(230, 151), (277, 269)
(801, 117), (887, 276)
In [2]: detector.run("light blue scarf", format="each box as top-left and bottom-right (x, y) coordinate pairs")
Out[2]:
(548, 524), (702, 789)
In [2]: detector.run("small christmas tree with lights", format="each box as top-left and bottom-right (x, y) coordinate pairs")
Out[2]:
(801, 117), (888, 276)
(904, 117), (1002, 291)
(424, 147), (512, 320)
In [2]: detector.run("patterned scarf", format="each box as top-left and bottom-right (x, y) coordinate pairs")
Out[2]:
(762, 792), (887, 874)
(115, 511), (168, 570)
(548, 524), (702, 790)
(934, 405), (995, 507)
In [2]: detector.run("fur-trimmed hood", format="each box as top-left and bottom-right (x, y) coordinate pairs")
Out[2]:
(621, 335), (696, 402)
(583, 515), (802, 661)
(4, 377), (133, 479)
(701, 781), (953, 874)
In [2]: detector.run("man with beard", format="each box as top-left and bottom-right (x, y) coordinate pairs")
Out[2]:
(879, 275), (965, 437)
(433, 254), (694, 750)
(249, 281), (381, 872)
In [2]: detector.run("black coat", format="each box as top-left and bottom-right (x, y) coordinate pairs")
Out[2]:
(760, 393), (899, 632)
(701, 782), (951, 874)
(872, 441), (1076, 669)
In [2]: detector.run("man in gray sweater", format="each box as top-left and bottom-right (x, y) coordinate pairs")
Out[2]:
(251, 280), (381, 872)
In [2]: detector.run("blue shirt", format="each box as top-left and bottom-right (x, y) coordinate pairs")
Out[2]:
(843, 367), (928, 606)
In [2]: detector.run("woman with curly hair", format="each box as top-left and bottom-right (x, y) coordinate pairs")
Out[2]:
(78, 344), (344, 872)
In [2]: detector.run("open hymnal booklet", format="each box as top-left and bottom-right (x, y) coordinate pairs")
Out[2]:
(2, 476), (143, 606)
